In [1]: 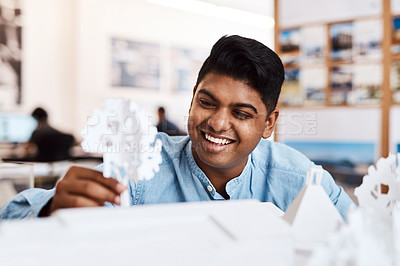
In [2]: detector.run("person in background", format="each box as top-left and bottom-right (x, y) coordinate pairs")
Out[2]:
(156, 106), (185, 136)
(27, 107), (75, 162)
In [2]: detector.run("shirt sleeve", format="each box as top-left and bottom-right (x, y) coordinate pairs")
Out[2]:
(0, 188), (55, 219)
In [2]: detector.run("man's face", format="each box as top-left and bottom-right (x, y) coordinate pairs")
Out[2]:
(188, 73), (278, 175)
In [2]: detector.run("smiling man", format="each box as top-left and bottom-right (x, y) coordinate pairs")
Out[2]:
(1, 35), (354, 219)
(188, 73), (278, 199)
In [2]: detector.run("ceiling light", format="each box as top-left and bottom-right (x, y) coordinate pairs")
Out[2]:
(147, 0), (275, 29)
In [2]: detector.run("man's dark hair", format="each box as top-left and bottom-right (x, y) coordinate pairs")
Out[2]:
(31, 107), (48, 121)
(195, 35), (284, 115)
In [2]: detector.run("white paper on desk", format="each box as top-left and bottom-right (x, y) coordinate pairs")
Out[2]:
(283, 168), (343, 247)
(0, 200), (293, 266)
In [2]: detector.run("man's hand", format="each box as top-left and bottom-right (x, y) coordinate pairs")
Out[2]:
(48, 166), (126, 215)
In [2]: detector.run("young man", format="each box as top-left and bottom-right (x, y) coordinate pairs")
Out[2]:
(0, 35), (354, 219)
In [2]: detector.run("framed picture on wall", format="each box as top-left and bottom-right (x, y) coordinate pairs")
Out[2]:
(111, 38), (160, 90)
(330, 22), (353, 61)
(0, 0), (22, 109)
(169, 47), (208, 92)
(393, 0), (400, 14)
(330, 65), (353, 105)
(280, 68), (303, 106)
(300, 67), (326, 105)
(279, 28), (300, 53)
(353, 19), (382, 61)
(350, 64), (381, 104)
(391, 61), (400, 103)
(392, 17), (400, 54)
(281, 53), (299, 67)
(300, 25), (326, 65)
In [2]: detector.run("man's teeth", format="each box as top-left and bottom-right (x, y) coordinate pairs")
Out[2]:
(205, 133), (231, 145)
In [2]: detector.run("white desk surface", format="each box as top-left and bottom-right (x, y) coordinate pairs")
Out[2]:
(0, 200), (303, 266)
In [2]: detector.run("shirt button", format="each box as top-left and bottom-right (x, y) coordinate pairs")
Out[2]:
(207, 185), (213, 192)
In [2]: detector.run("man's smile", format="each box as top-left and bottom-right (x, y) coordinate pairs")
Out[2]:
(204, 133), (233, 145)
(197, 130), (236, 153)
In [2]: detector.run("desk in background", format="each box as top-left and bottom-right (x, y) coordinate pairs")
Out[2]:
(0, 155), (102, 206)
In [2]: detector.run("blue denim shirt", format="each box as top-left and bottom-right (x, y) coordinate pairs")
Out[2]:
(0, 133), (354, 219)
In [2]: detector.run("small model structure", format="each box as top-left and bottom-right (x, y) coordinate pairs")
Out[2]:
(308, 154), (400, 266)
(283, 167), (343, 248)
(354, 153), (400, 214)
(81, 98), (162, 206)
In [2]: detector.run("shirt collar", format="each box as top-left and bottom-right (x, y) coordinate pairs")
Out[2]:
(185, 140), (252, 198)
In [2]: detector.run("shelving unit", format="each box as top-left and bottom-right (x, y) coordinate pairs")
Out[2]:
(274, 0), (399, 158)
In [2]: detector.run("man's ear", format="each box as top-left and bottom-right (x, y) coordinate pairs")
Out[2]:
(262, 108), (279, 139)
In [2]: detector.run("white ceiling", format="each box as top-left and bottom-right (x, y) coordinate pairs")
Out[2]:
(200, 0), (274, 17)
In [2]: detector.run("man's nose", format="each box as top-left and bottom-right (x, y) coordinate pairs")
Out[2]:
(207, 109), (231, 132)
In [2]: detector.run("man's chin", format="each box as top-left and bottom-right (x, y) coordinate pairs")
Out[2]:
(195, 149), (232, 167)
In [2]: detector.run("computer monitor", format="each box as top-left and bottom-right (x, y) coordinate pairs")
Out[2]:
(0, 113), (37, 143)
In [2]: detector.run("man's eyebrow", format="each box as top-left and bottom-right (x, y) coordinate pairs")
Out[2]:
(198, 89), (217, 101)
(232, 103), (258, 114)
(198, 88), (258, 114)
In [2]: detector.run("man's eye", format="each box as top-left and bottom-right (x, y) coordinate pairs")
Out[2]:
(233, 111), (251, 120)
(199, 99), (214, 107)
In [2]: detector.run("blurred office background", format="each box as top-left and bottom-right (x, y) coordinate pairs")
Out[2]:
(1, 0), (399, 204)
(0, 0), (274, 200)
(0, 0), (274, 140)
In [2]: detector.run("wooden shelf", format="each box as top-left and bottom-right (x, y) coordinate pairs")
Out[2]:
(279, 15), (381, 30)
(392, 53), (400, 60)
(328, 59), (383, 66)
(275, 0), (396, 157)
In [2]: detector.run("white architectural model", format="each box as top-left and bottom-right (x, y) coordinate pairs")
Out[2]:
(283, 167), (343, 248)
(354, 153), (400, 214)
(308, 154), (400, 266)
(81, 98), (162, 206)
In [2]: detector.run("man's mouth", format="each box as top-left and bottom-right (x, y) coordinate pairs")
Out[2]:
(204, 133), (233, 145)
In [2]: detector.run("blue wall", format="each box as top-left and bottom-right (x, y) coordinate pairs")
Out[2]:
(284, 141), (375, 165)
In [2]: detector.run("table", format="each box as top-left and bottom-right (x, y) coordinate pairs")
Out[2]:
(0, 200), (299, 266)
